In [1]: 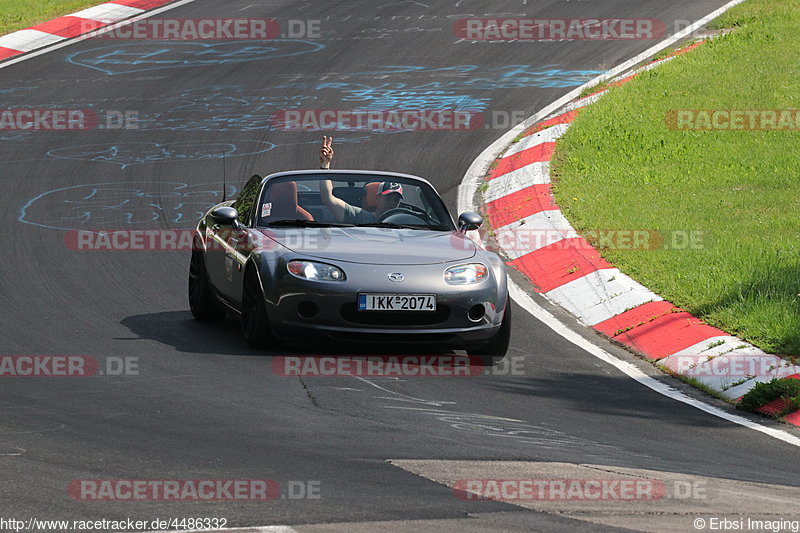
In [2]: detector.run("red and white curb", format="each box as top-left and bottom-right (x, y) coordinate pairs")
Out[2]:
(486, 53), (800, 407)
(460, 0), (800, 439)
(486, 47), (800, 422)
(0, 0), (175, 62)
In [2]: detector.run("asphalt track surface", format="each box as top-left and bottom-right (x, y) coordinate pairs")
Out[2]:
(1, 0), (798, 530)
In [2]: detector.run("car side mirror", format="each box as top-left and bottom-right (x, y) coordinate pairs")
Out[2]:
(457, 211), (483, 232)
(210, 206), (240, 227)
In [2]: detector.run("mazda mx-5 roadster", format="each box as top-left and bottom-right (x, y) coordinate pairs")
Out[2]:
(188, 170), (510, 361)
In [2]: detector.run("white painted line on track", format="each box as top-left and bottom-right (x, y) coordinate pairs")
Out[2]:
(557, 91), (607, 114)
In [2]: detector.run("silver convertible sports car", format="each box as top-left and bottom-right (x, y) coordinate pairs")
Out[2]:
(188, 170), (510, 361)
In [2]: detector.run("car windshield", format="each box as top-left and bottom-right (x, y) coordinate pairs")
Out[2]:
(252, 174), (455, 230)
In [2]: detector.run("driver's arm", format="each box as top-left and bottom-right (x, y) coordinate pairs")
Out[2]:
(318, 136), (347, 222)
(320, 179), (347, 222)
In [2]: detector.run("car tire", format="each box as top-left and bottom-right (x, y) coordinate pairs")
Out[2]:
(467, 301), (511, 366)
(188, 248), (226, 322)
(241, 269), (277, 349)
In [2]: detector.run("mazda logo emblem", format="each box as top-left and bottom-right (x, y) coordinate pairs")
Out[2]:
(388, 273), (404, 282)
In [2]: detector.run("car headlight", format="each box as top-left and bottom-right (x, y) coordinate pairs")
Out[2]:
(444, 263), (488, 285)
(287, 260), (345, 282)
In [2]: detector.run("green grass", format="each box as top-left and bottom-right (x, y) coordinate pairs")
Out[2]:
(551, 0), (800, 355)
(738, 378), (800, 415)
(578, 38), (705, 99)
(0, 0), (106, 36)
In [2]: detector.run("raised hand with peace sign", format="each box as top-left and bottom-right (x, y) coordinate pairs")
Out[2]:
(319, 136), (334, 169)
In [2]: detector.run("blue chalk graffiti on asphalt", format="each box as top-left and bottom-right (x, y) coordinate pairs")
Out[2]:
(263, 65), (600, 113)
(0, 86), (37, 96)
(126, 62), (601, 132)
(136, 86), (318, 132)
(18, 61), (599, 133)
(0, 88), (41, 139)
(47, 140), (275, 169)
(167, 85), (316, 113)
(22, 137), (375, 230)
(66, 40), (324, 75)
(19, 182), (237, 231)
(0, 133), (31, 141)
(335, 64), (604, 89)
(318, 82), (489, 110)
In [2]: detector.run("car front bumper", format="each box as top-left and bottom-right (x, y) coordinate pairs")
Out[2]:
(264, 263), (506, 348)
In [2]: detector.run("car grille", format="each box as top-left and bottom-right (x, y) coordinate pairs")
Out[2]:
(339, 303), (451, 326)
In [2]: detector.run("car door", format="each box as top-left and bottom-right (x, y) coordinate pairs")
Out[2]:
(203, 215), (236, 301)
(207, 174), (262, 307)
(218, 227), (251, 307)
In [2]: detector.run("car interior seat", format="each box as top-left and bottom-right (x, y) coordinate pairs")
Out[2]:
(361, 182), (381, 212)
(262, 181), (314, 222)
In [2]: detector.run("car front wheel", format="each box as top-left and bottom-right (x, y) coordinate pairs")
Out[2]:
(188, 248), (225, 322)
(241, 269), (277, 349)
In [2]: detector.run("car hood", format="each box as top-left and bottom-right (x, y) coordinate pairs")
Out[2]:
(258, 227), (477, 265)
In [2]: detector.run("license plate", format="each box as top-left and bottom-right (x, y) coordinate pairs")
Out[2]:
(358, 294), (436, 311)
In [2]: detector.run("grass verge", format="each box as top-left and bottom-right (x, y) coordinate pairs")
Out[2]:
(738, 378), (800, 416)
(0, 0), (108, 36)
(551, 0), (800, 354)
